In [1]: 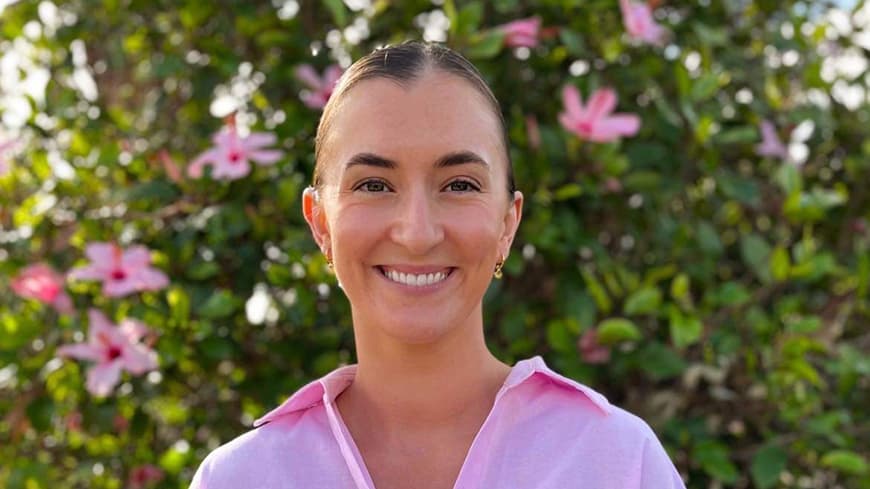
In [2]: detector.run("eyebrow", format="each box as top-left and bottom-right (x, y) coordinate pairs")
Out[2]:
(344, 151), (489, 170)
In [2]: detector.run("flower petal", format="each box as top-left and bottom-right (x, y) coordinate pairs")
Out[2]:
(187, 148), (218, 178)
(248, 149), (283, 165)
(86, 361), (123, 397)
(587, 115), (641, 142)
(294, 64), (323, 90)
(243, 131), (277, 149)
(119, 318), (150, 343)
(83, 242), (116, 264)
(586, 88), (618, 122)
(324, 65), (344, 86)
(57, 343), (102, 362)
(211, 159), (251, 180)
(122, 344), (158, 375)
(133, 267), (169, 291)
(102, 277), (139, 297)
(561, 85), (585, 119)
(121, 245), (152, 268)
(67, 264), (108, 281)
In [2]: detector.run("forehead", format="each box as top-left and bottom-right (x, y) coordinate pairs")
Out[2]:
(320, 71), (505, 172)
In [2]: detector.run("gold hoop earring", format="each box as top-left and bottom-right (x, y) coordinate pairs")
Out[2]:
(323, 249), (334, 272)
(494, 256), (505, 279)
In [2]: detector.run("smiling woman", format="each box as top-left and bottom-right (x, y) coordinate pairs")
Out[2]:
(190, 42), (685, 489)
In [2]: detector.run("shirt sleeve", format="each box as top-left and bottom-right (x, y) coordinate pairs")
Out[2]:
(639, 436), (686, 489)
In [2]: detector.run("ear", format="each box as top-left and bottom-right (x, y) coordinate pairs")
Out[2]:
(499, 190), (524, 259)
(302, 187), (331, 254)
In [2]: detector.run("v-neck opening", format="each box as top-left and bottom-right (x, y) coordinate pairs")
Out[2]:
(325, 373), (515, 489)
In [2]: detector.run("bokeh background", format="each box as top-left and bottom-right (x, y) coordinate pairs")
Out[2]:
(2, 0), (869, 488)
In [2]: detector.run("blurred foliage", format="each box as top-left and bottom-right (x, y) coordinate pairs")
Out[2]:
(1, 0), (869, 488)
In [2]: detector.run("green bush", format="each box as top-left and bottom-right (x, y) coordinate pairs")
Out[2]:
(1, 1), (868, 487)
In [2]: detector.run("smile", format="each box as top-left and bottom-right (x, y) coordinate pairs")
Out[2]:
(378, 266), (453, 287)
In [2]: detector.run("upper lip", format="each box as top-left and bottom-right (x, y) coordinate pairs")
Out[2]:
(378, 265), (453, 274)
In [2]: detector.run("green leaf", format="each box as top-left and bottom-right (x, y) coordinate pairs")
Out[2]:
(196, 289), (241, 319)
(167, 287), (191, 327)
(695, 440), (739, 483)
(741, 233), (772, 283)
(323, 0), (348, 27)
(597, 318), (641, 345)
(637, 342), (687, 381)
(820, 450), (868, 475)
(456, 1), (483, 35)
(696, 221), (723, 255)
(581, 269), (613, 314)
(465, 30), (505, 60)
(751, 445), (787, 489)
(774, 163), (803, 194)
(546, 319), (580, 353)
(691, 73), (720, 102)
(670, 273), (690, 300)
(559, 29), (586, 57)
(669, 307), (703, 349)
(553, 183), (583, 200)
(770, 246), (790, 282)
(623, 287), (662, 315)
(715, 126), (757, 145)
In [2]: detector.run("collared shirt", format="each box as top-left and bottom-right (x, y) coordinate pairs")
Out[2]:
(190, 356), (686, 489)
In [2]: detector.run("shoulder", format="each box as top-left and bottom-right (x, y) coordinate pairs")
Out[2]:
(500, 358), (685, 487)
(188, 407), (340, 489)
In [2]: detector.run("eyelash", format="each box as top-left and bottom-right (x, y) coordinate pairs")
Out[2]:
(352, 178), (481, 193)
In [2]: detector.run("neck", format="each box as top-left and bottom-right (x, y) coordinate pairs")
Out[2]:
(337, 314), (511, 442)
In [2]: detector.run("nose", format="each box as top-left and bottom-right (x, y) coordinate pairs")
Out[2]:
(389, 186), (444, 255)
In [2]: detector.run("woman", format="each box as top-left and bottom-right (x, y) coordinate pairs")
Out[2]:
(191, 42), (685, 489)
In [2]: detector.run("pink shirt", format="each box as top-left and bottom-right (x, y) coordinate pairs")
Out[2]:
(190, 356), (685, 488)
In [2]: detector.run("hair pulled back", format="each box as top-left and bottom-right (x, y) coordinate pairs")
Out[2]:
(313, 41), (516, 195)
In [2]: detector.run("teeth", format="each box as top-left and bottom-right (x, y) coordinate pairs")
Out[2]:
(384, 269), (448, 286)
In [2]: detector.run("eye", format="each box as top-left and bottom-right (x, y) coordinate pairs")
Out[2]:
(445, 179), (480, 192)
(354, 179), (391, 193)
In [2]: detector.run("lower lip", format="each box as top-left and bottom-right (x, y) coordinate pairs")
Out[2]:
(376, 267), (454, 292)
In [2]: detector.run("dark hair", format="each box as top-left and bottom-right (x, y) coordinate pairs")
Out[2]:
(313, 41), (516, 196)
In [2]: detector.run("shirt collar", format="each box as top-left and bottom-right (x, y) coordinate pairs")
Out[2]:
(254, 355), (611, 427)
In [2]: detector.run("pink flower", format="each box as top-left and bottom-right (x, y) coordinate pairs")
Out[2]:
(558, 85), (641, 143)
(294, 64), (343, 110)
(0, 137), (17, 176)
(187, 125), (283, 181)
(128, 464), (165, 489)
(578, 329), (611, 364)
(68, 242), (169, 297)
(755, 120), (789, 161)
(620, 0), (666, 45)
(11, 263), (74, 314)
(56, 309), (158, 397)
(498, 16), (541, 48)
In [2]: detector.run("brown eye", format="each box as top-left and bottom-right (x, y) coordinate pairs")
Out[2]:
(446, 180), (479, 192)
(355, 179), (390, 192)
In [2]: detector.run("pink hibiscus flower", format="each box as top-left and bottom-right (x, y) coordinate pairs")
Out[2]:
(56, 309), (158, 397)
(620, 0), (666, 45)
(755, 120), (790, 161)
(11, 263), (74, 314)
(578, 329), (611, 364)
(187, 124), (283, 181)
(68, 242), (169, 297)
(558, 85), (641, 143)
(0, 137), (17, 176)
(294, 64), (343, 110)
(497, 16), (542, 48)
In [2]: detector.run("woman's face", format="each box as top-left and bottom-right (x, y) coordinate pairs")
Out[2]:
(304, 70), (523, 345)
